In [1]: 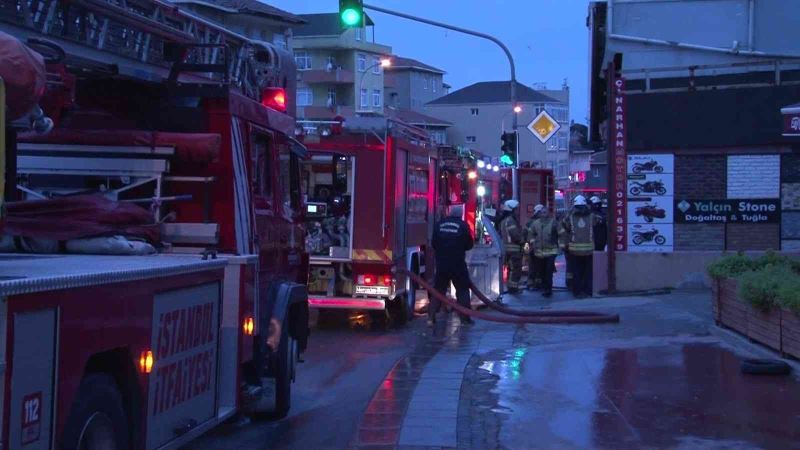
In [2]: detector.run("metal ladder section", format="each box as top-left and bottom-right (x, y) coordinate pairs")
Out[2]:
(0, 0), (282, 99)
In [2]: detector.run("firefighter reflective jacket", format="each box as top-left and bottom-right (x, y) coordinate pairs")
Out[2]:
(500, 214), (524, 253)
(527, 216), (559, 257)
(559, 208), (597, 256)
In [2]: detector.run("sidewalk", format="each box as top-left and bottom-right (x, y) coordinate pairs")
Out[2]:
(352, 288), (800, 450)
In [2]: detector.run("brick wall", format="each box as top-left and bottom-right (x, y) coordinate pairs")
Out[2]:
(675, 155), (726, 198)
(782, 183), (800, 210)
(782, 153), (800, 182)
(726, 224), (781, 251)
(727, 154), (781, 198)
(675, 224), (725, 250)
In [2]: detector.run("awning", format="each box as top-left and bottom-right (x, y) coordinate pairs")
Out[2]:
(782, 102), (800, 137)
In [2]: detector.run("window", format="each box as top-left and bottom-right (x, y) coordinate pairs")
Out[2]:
(278, 146), (300, 213)
(297, 87), (313, 106)
(372, 56), (381, 74)
(558, 161), (568, 178)
(360, 88), (368, 108)
(423, 75), (429, 90)
(325, 56), (336, 71)
(357, 53), (367, 72)
(431, 130), (446, 145)
(251, 133), (272, 200)
(558, 130), (569, 150)
(593, 168), (600, 178)
(470, 108), (479, 116)
(294, 51), (311, 70)
(407, 167), (429, 222)
(466, 136), (477, 143)
(327, 88), (336, 106)
(272, 33), (287, 50)
(355, 27), (363, 41)
(432, 78), (437, 93)
(547, 138), (558, 152)
(372, 89), (381, 107)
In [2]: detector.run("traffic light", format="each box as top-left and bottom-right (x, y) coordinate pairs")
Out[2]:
(339, 0), (364, 28)
(500, 131), (518, 167)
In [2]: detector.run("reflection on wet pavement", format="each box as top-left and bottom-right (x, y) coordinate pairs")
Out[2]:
(477, 342), (800, 449)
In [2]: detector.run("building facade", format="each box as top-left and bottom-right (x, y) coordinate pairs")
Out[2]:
(171, 0), (303, 50)
(384, 56), (447, 112)
(425, 81), (570, 178)
(292, 13), (391, 122)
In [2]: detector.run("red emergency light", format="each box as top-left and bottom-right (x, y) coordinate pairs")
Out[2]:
(261, 87), (287, 112)
(357, 274), (393, 286)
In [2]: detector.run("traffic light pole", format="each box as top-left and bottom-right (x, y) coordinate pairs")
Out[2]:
(362, 3), (520, 198)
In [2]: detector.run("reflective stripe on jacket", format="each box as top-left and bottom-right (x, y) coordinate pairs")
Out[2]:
(500, 215), (524, 253)
(527, 217), (559, 257)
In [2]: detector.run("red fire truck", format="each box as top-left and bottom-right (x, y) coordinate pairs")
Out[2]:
(0, 1), (308, 449)
(299, 118), (437, 325)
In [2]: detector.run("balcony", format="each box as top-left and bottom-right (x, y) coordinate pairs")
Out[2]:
(298, 68), (355, 85)
(298, 105), (356, 120)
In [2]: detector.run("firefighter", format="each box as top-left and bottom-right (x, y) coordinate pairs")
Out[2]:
(527, 204), (559, 297)
(559, 195), (598, 298)
(500, 199), (524, 294)
(525, 212), (541, 291)
(590, 196), (608, 251)
(431, 204), (475, 326)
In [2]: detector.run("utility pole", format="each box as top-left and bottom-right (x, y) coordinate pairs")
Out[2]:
(362, 3), (520, 197)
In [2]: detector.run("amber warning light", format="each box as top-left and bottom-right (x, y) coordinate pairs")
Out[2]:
(243, 316), (255, 336)
(139, 350), (154, 374)
(262, 88), (287, 112)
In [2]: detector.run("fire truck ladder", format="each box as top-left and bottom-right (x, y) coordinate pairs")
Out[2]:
(0, 0), (282, 99)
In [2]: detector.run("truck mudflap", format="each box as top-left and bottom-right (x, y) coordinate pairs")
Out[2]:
(146, 282), (221, 450)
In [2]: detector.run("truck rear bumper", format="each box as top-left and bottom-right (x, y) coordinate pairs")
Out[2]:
(307, 296), (385, 310)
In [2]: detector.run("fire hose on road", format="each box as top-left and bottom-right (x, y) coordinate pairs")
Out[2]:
(399, 269), (620, 325)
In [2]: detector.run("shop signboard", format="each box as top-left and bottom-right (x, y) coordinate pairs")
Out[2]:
(627, 154), (674, 252)
(675, 199), (780, 224)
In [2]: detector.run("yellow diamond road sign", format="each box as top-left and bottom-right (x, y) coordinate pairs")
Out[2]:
(527, 110), (561, 144)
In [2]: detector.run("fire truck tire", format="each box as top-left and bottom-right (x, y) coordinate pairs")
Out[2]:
(61, 373), (129, 450)
(274, 330), (296, 419)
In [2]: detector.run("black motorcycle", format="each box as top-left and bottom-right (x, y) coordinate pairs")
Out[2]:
(632, 228), (667, 246)
(631, 159), (664, 174)
(629, 180), (667, 196)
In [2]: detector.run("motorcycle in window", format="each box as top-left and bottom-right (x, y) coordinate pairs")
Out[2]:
(631, 159), (664, 174)
(629, 180), (667, 196)
(635, 203), (666, 223)
(632, 227), (667, 246)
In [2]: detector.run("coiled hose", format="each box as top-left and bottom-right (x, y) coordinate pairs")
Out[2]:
(400, 269), (620, 324)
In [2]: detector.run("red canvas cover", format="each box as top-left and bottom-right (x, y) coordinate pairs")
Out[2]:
(0, 31), (46, 120)
(18, 129), (222, 163)
(3, 195), (159, 242)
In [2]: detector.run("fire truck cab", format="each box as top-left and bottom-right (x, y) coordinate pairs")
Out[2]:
(300, 118), (437, 325)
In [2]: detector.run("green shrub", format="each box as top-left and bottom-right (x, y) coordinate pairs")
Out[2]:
(707, 253), (755, 280)
(737, 264), (792, 311)
(753, 250), (792, 270)
(776, 274), (800, 313)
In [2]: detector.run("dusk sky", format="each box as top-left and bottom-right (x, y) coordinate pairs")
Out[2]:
(271, 0), (593, 124)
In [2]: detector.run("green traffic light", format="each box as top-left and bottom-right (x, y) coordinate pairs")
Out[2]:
(500, 154), (514, 165)
(341, 8), (361, 26)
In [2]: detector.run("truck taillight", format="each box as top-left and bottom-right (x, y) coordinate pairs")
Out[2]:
(243, 316), (255, 336)
(261, 87), (287, 112)
(380, 275), (393, 286)
(358, 274), (376, 285)
(139, 350), (154, 374)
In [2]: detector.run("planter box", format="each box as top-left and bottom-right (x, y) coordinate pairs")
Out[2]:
(711, 279), (720, 324)
(782, 309), (800, 359)
(716, 278), (782, 353)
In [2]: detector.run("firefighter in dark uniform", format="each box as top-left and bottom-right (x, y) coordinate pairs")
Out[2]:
(590, 196), (607, 251)
(559, 195), (599, 298)
(500, 200), (524, 294)
(431, 204), (475, 326)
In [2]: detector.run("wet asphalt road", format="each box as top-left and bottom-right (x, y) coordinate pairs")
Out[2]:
(184, 311), (424, 450)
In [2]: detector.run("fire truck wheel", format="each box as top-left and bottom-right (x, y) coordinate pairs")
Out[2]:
(62, 373), (129, 450)
(274, 330), (296, 419)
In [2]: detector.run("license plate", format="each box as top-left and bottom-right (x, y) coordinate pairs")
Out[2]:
(355, 285), (390, 296)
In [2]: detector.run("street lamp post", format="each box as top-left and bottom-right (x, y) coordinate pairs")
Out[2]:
(357, 58), (391, 112)
(362, 3), (520, 197)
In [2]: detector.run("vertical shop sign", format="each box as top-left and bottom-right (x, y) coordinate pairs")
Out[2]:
(612, 77), (627, 251)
